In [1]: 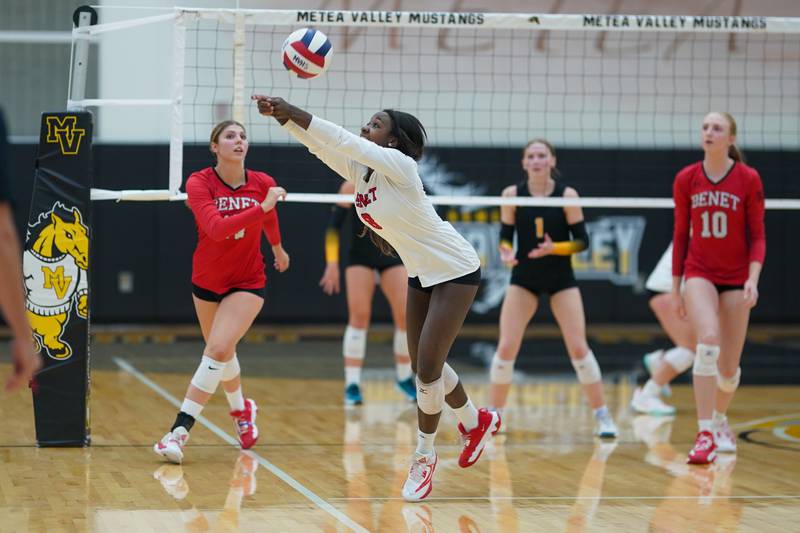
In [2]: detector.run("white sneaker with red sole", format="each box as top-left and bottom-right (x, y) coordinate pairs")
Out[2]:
(154, 426), (190, 464)
(402, 451), (437, 502)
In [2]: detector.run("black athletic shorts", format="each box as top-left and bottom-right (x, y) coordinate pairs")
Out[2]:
(347, 249), (403, 272)
(192, 284), (265, 303)
(408, 267), (482, 294)
(715, 283), (744, 293)
(510, 269), (577, 297)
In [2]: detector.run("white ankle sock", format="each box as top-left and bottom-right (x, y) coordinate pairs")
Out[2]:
(698, 419), (713, 432)
(453, 399), (479, 431)
(643, 379), (662, 397)
(594, 405), (609, 419)
(713, 411), (727, 424)
(416, 429), (436, 455)
(396, 361), (413, 381)
(225, 387), (245, 412)
(345, 366), (361, 385)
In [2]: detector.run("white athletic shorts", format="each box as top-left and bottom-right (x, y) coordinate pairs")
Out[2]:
(645, 243), (673, 293)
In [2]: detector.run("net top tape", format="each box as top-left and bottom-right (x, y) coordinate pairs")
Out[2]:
(74, 8), (800, 35)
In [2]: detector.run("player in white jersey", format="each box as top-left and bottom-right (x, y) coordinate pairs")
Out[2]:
(254, 94), (500, 502)
(631, 243), (696, 416)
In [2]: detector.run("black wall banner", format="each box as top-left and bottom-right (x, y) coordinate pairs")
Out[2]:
(7, 142), (798, 325)
(24, 113), (92, 446)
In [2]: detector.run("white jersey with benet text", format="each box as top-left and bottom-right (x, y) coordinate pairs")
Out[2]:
(284, 117), (480, 287)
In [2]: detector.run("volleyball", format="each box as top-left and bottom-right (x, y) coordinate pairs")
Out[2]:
(281, 28), (332, 79)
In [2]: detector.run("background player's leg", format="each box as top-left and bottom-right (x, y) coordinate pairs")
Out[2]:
(649, 292), (696, 385)
(683, 278), (721, 423)
(550, 288), (602, 407)
(551, 287), (617, 437)
(713, 289), (750, 452)
(379, 265), (415, 400)
(489, 285), (537, 411)
(343, 265), (376, 404)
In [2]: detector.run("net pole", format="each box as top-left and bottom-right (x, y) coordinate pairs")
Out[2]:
(67, 10), (94, 111)
(169, 11), (187, 194)
(232, 12), (246, 123)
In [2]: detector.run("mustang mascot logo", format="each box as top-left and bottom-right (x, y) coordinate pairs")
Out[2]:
(23, 203), (89, 360)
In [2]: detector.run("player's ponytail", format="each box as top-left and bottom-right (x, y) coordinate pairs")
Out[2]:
(719, 112), (745, 163)
(728, 144), (745, 163)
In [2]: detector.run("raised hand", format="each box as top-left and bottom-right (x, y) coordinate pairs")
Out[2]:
(499, 244), (518, 267)
(261, 186), (287, 212)
(251, 94), (291, 123)
(528, 233), (554, 259)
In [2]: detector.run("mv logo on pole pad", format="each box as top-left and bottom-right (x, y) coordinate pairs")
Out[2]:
(25, 112), (93, 446)
(24, 202), (89, 360)
(45, 115), (86, 155)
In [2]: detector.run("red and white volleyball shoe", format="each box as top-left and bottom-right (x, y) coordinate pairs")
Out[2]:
(687, 430), (717, 465)
(231, 398), (259, 450)
(402, 451), (437, 502)
(457, 408), (501, 468)
(154, 426), (190, 464)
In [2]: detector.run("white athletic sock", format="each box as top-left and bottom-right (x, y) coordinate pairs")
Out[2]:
(416, 429), (437, 456)
(453, 398), (479, 432)
(180, 398), (203, 418)
(698, 419), (713, 432)
(593, 405), (609, 419)
(713, 410), (727, 424)
(396, 361), (413, 381)
(643, 379), (662, 397)
(225, 386), (245, 412)
(345, 366), (361, 386)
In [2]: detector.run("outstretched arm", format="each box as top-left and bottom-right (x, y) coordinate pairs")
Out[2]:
(253, 95), (359, 182)
(253, 95), (417, 186)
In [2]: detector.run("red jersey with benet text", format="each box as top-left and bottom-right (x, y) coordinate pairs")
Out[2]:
(186, 167), (282, 294)
(672, 161), (766, 285)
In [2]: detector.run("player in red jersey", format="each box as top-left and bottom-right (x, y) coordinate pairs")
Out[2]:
(672, 112), (766, 464)
(155, 120), (290, 463)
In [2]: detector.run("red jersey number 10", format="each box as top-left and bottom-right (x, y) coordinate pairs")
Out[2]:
(700, 210), (728, 239)
(361, 212), (383, 230)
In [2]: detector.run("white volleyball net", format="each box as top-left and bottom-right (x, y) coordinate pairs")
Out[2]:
(70, 8), (800, 209)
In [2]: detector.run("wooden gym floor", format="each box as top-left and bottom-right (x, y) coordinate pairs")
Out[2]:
(0, 339), (798, 532)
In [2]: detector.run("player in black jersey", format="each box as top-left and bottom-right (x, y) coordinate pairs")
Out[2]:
(488, 139), (618, 437)
(319, 180), (416, 405)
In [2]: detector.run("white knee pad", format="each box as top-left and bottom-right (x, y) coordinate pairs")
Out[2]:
(442, 363), (459, 395)
(692, 344), (719, 377)
(221, 353), (240, 381)
(415, 376), (444, 415)
(191, 355), (226, 394)
(663, 346), (694, 374)
(717, 367), (741, 393)
(571, 350), (602, 384)
(490, 353), (515, 385)
(393, 329), (409, 356)
(343, 326), (367, 360)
